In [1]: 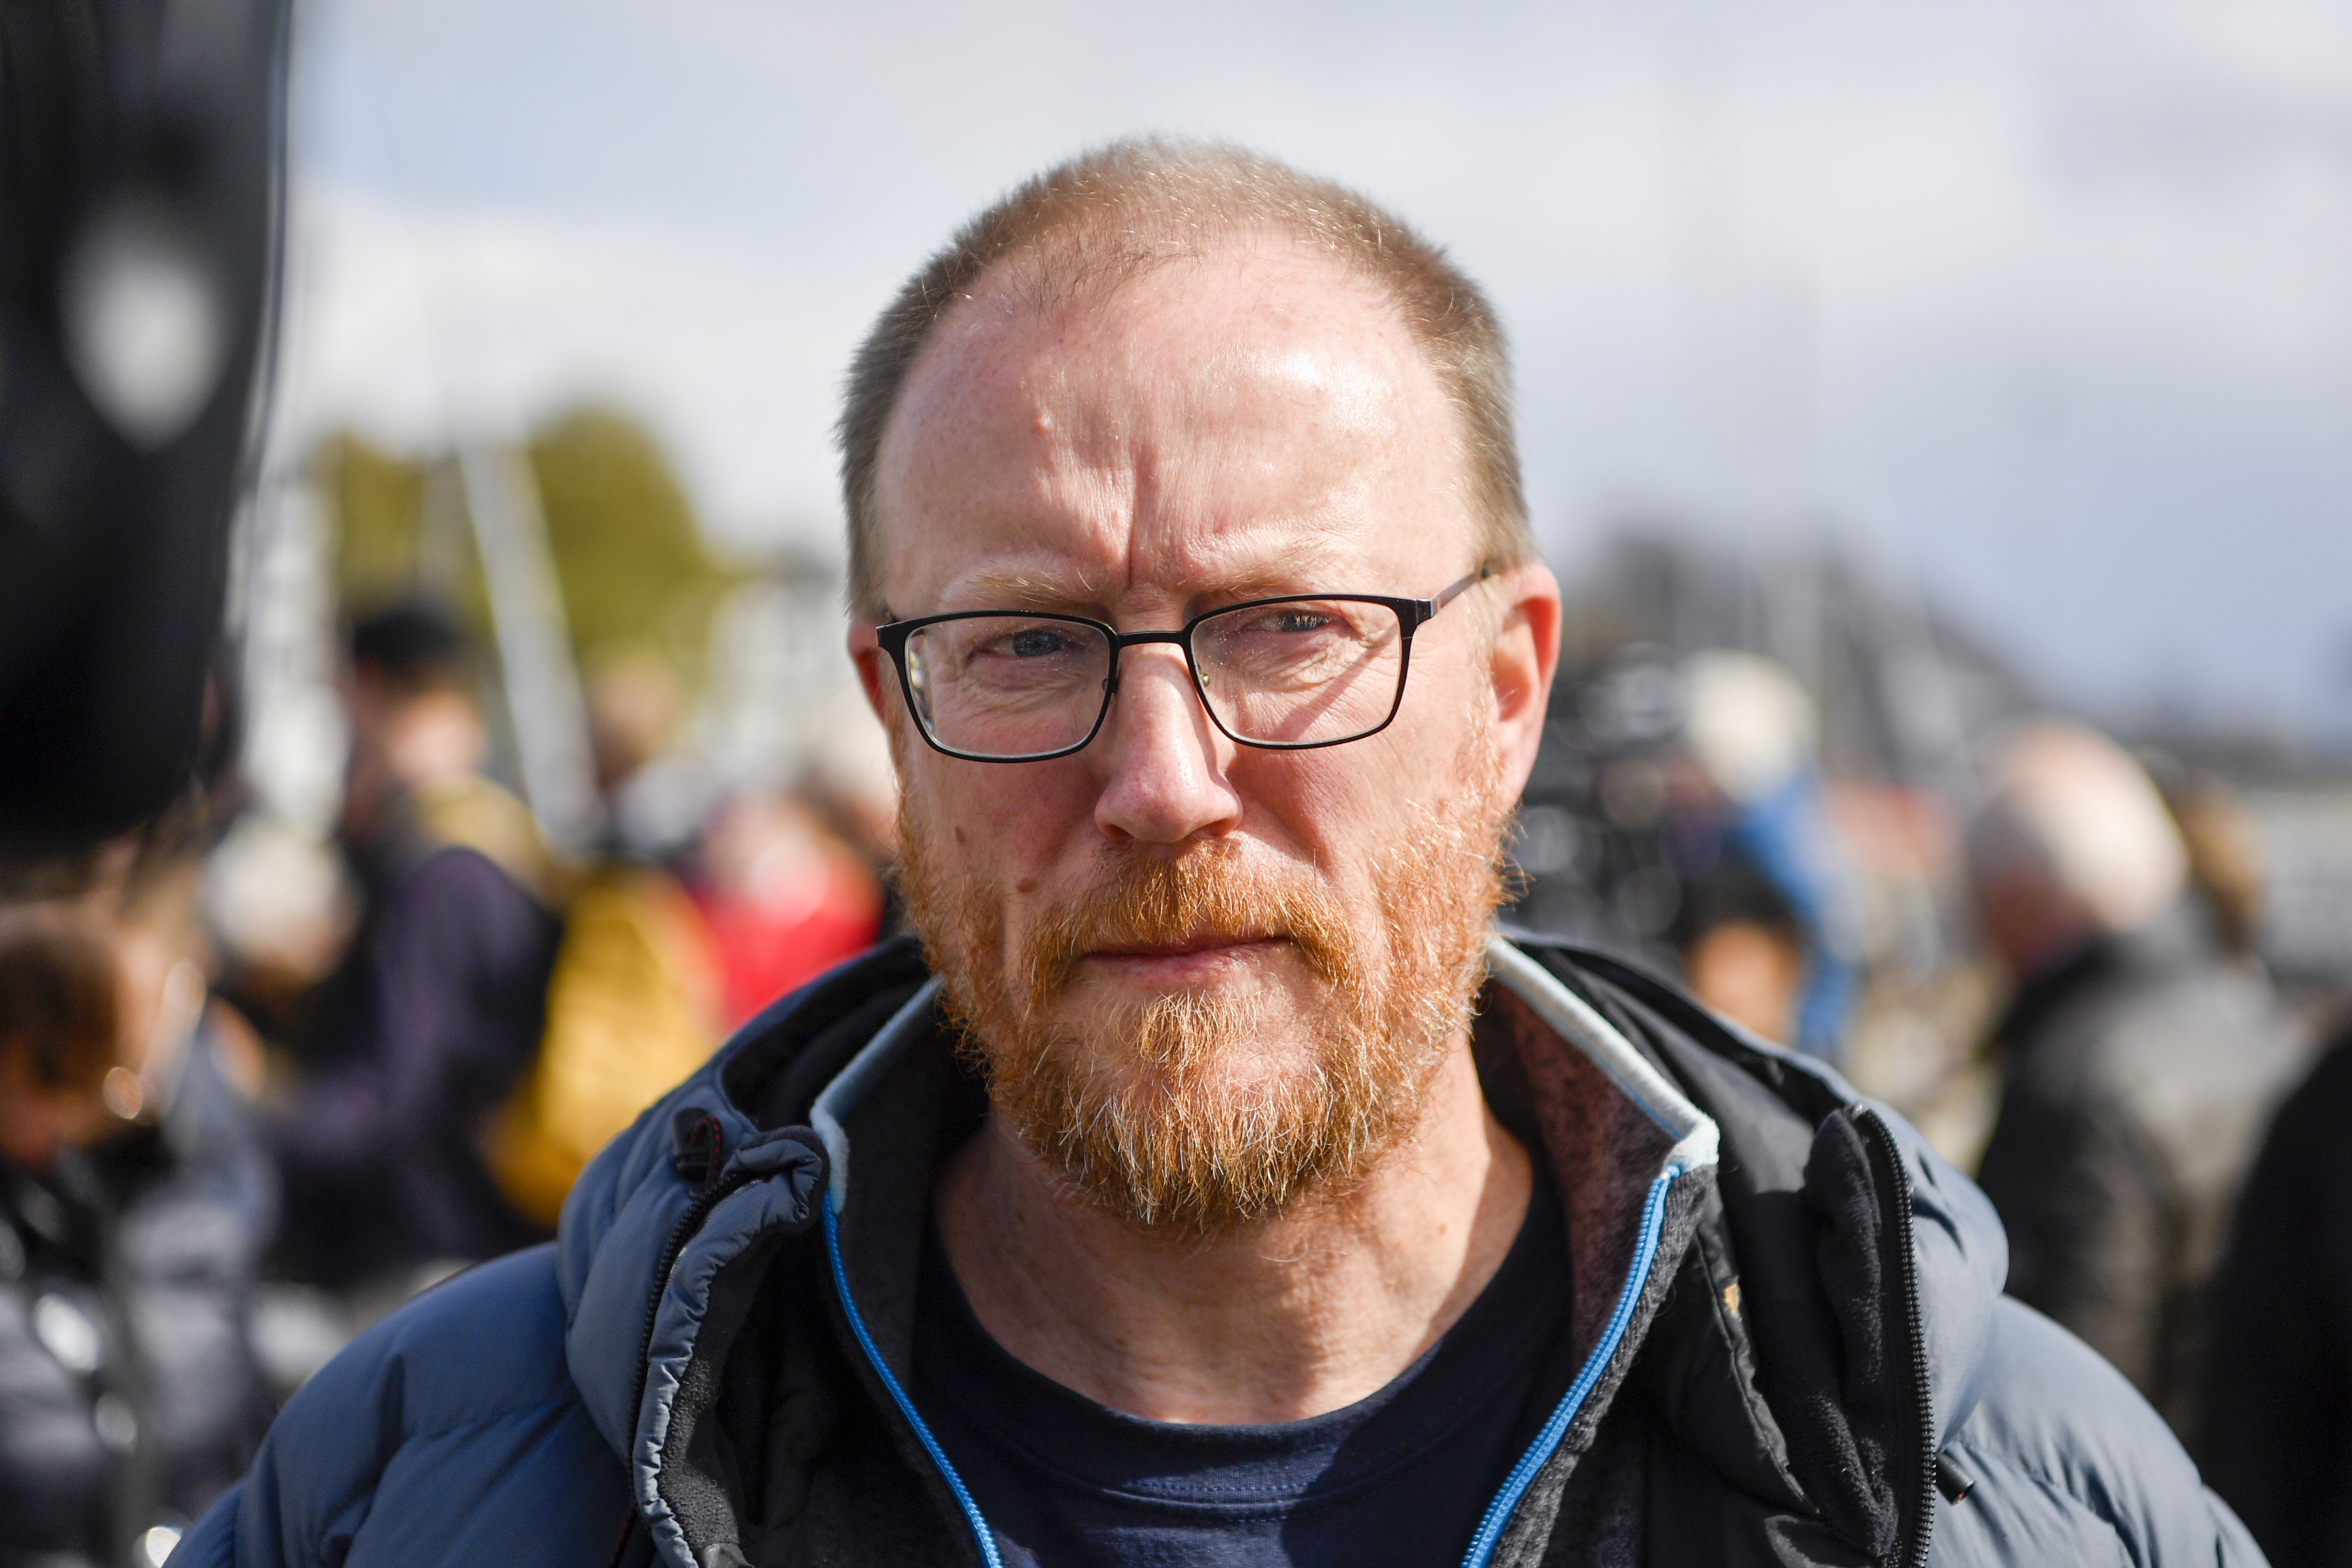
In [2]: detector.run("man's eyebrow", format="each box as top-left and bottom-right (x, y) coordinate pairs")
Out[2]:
(954, 570), (1112, 609)
(1194, 557), (1352, 600)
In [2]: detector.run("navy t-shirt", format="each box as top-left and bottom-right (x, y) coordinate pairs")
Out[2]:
(908, 1165), (1572, 1568)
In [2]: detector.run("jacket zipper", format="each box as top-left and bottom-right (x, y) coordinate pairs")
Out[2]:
(821, 1191), (1005, 1568)
(604, 1502), (641, 1568)
(1860, 1109), (1937, 1568)
(822, 1167), (1684, 1568)
(1458, 1163), (1685, 1568)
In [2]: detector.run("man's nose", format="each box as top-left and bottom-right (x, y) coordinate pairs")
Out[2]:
(1089, 645), (1241, 845)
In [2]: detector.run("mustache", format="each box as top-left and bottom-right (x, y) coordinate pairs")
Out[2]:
(1024, 847), (1353, 1004)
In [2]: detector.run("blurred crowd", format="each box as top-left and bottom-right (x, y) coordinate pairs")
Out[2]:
(0, 600), (892, 1567)
(5, 583), (2352, 1566)
(1508, 639), (2352, 1565)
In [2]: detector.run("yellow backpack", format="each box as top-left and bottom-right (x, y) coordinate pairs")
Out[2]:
(413, 779), (724, 1228)
(480, 861), (723, 1228)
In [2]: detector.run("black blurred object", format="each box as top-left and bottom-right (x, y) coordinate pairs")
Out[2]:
(1675, 852), (1803, 952)
(1505, 645), (1692, 970)
(2201, 1015), (2352, 1565)
(0, 0), (290, 857)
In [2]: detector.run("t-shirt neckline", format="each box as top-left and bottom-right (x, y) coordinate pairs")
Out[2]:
(911, 1159), (1569, 1512)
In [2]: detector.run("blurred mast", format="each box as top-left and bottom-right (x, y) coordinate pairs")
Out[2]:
(459, 446), (601, 852)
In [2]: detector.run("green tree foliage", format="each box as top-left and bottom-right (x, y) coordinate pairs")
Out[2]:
(315, 407), (739, 688)
(321, 431), (441, 614)
(528, 407), (739, 684)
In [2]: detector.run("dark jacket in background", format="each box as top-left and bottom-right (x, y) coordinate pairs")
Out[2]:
(1973, 904), (2304, 1440)
(176, 935), (2258, 1568)
(2204, 1020), (2352, 1567)
(272, 784), (562, 1286)
(0, 1027), (278, 1568)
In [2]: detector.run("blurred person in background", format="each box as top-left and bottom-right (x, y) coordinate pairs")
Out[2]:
(0, 688), (277, 1568)
(1676, 652), (1862, 1060)
(686, 786), (883, 1030)
(1504, 649), (1861, 1059)
(2197, 775), (2352, 1565)
(474, 656), (728, 1234)
(1674, 850), (1808, 1045)
(1967, 721), (2303, 1442)
(584, 650), (701, 862)
(800, 682), (905, 936)
(268, 604), (563, 1287)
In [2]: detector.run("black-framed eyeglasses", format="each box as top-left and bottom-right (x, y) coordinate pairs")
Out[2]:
(874, 567), (1493, 763)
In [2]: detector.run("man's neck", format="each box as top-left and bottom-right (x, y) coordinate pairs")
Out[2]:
(932, 1040), (1532, 1424)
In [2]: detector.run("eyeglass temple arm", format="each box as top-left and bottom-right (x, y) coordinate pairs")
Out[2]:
(1421, 563), (1496, 622)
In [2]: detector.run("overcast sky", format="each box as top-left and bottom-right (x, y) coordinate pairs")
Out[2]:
(278, 0), (2352, 742)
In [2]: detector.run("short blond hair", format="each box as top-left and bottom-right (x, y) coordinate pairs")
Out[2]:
(837, 138), (1533, 618)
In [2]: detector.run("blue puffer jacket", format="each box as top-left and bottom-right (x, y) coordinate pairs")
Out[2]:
(171, 935), (2263, 1568)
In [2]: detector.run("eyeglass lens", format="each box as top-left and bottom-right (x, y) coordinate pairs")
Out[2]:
(901, 599), (1408, 759)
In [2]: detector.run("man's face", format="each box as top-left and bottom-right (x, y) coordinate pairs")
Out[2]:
(338, 671), (485, 837)
(854, 239), (1558, 1231)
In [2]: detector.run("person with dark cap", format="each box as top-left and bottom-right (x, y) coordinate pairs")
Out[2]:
(268, 604), (563, 1287)
(1675, 850), (1809, 1047)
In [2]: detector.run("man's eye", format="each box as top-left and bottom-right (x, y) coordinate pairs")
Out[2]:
(1234, 605), (1355, 642)
(1005, 628), (1074, 658)
(1266, 609), (1335, 635)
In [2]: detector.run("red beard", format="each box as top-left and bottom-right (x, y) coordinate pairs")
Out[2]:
(898, 725), (1509, 1236)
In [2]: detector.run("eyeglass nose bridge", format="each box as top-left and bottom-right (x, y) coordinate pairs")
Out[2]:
(1098, 626), (1201, 699)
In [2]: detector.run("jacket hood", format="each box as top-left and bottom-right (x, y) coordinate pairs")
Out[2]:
(548, 932), (2011, 1567)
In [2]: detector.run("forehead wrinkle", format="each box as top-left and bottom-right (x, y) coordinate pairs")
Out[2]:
(1123, 511), (1366, 597)
(1107, 339), (1421, 601)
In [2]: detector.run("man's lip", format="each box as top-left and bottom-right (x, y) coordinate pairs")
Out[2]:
(1085, 935), (1285, 961)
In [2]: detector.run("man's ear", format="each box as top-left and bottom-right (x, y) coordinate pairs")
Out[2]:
(848, 621), (891, 724)
(1487, 561), (1561, 801)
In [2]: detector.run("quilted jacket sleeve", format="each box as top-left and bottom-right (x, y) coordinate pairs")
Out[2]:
(166, 1246), (630, 1568)
(172, 1486), (240, 1568)
(1931, 1298), (2266, 1567)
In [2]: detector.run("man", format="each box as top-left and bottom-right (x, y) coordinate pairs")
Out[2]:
(178, 142), (2255, 1568)
(270, 604), (564, 1285)
(1967, 723), (2303, 1442)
